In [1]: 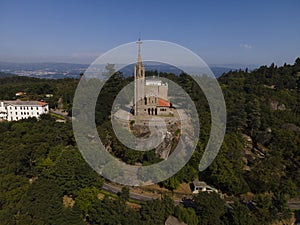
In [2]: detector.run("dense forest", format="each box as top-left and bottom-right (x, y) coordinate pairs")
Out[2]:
(0, 58), (299, 224)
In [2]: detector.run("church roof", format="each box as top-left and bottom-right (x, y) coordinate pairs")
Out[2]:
(158, 98), (170, 107)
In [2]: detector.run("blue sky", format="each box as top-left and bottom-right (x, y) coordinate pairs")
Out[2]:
(0, 0), (299, 66)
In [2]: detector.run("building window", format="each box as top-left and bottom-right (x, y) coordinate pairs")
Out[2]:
(16, 112), (18, 115)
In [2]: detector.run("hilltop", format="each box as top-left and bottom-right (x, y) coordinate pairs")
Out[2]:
(0, 58), (299, 224)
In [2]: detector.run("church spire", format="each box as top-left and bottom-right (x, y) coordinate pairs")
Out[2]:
(136, 37), (143, 65)
(134, 37), (145, 116)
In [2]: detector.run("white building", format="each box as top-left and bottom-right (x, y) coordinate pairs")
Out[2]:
(0, 100), (49, 121)
(192, 181), (218, 194)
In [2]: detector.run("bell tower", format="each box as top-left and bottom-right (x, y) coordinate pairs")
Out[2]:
(134, 38), (145, 115)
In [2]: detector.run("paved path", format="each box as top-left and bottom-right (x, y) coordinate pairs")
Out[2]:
(288, 199), (300, 210)
(50, 109), (71, 121)
(102, 182), (157, 202)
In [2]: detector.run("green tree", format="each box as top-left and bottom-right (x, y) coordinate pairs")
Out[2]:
(119, 186), (130, 203)
(103, 63), (116, 77)
(75, 187), (99, 217)
(246, 97), (261, 136)
(174, 205), (198, 225)
(193, 192), (225, 225)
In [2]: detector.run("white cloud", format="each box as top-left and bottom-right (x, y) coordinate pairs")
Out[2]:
(240, 43), (253, 49)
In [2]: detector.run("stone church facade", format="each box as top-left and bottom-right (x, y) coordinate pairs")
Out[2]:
(133, 39), (173, 116)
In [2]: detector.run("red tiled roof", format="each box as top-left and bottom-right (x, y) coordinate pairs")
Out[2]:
(158, 99), (170, 107)
(38, 101), (48, 106)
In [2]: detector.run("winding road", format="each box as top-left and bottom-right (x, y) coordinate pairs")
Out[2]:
(102, 182), (157, 202)
(102, 182), (300, 210)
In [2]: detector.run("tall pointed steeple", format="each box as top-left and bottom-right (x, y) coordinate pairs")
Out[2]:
(134, 38), (145, 116)
(137, 38), (143, 66)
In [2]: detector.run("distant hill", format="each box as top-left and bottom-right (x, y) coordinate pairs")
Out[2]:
(0, 71), (16, 78)
(0, 61), (239, 79)
(0, 61), (87, 71)
(0, 61), (87, 79)
(120, 62), (234, 78)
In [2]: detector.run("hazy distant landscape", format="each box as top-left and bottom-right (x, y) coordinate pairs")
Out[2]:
(0, 61), (257, 79)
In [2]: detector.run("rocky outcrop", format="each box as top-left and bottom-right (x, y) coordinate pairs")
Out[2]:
(131, 122), (181, 159)
(270, 100), (286, 111)
(241, 133), (270, 170)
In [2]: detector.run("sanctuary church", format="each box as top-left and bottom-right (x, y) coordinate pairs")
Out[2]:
(133, 39), (173, 117)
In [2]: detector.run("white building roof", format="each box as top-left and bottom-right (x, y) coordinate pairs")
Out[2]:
(3, 100), (48, 107)
(145, 78), (167, 86)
